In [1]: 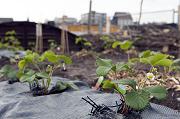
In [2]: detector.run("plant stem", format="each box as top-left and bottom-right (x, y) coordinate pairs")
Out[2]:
(141, 78), (147, 89)
(118, 93), (129, 114)
(42, 79), (45, 88)
(33, 63), (42, 72)
(126, 50), (130, 62)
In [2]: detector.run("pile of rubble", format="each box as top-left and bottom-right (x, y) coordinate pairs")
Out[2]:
(128, 23), (180, 57)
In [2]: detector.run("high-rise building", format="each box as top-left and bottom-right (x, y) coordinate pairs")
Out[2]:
(112, 12), (133, 29)
(80, 11), (106, 25)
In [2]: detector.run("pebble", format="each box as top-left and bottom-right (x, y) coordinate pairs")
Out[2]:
(176, 98), (180, 102)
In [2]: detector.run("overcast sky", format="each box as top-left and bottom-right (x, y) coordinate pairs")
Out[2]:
(0, 0), (179, 23)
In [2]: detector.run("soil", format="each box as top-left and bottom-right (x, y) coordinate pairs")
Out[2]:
(0, 57), (10, 68)
(54, 49), (127, 86)
(151, 89), (180, 111)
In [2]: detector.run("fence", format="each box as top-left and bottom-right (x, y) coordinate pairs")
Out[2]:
(131, 9), (178, 24)
(0, 21), (81, 51)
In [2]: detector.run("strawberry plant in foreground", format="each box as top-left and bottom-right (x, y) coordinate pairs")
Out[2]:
(95, 58), (167, 111)
(18, 50), (77, 96)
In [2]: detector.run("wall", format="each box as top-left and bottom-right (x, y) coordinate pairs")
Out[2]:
(67, 24), (120, 34)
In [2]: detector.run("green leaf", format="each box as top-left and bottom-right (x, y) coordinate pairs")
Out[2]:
(0, 65), (11, 75)
(145, 86), (167, 100)
(102, 80), (116, 89)
(5, 30), (16, 35)
(96, 66), (112, 76)
(58, 55), (72, 64)
(119, 79), (137, 90)
(41, 50), (59, 63)
(25, 50), (33, 55)
(55, 81), (68, 91)
(125, 90), (150, 110)
(18, 60), (26, 70)
(112, 41), (121, 49)
(103, 80), (126, 94)
(115, 84), (126, 95)
(140, 58), (151, 64)
(17, 70), (24, 79)
(26, 70), (35, 75)
(7, 70), (17, 79)
(24, 54), (34, 62)
(154, 59), (173, 67)
(100, 35), (110, 42)
(96, 58), (113, 76)
(149, 53), (169, 66)
(19, 70), (35, 83)
(140, 53), (170, 67)
(116, 62), (131, 72)
(120, 40), (133, 50)
(172, 59), (180, 71)
(173, 59), (180, 66)
(0, 65), (17, 79)
(24, 52), (39, 63)
(112, 40), (133, 50)
(96, 58), (112, 67)
(36, 72), (49, 79)
(139, 50), (152, 58)
(75, 37), (86, 44)
(75, 37), (82, 44)
(84, 42), (92, 47)
(115, 62), (125, 71)
(66, 82), (79, 90)
(129, 58), (140, 63)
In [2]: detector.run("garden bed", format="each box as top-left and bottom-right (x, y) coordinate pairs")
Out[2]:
(0, 49), (179, 111)
(56, 50), (180, 111)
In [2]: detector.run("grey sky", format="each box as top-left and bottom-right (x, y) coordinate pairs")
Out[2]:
(0, 0), (179, 23)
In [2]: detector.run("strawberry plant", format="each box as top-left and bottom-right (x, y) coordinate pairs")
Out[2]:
(0, 54), (21, 84)
(102, 79), (167, 111)
(100, 35), (115, 49)
(0, 30), (23, 51)
(0, 65), (18, 84)
(139, 51), (173, 69)
(75, 37), (92, 49)
(135, 50), (174, 82)
(130, 50), (174, 76)
(96, 58), (133, 78)
(18, 50), (72, 96)
(95, 58), (167, 112)
(48, 39), (57, 51)
(112, 40), (133, 51)
(95, 58), (133, 92)
(112, 40), (133, 60)
(49, 80), (79, 94)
